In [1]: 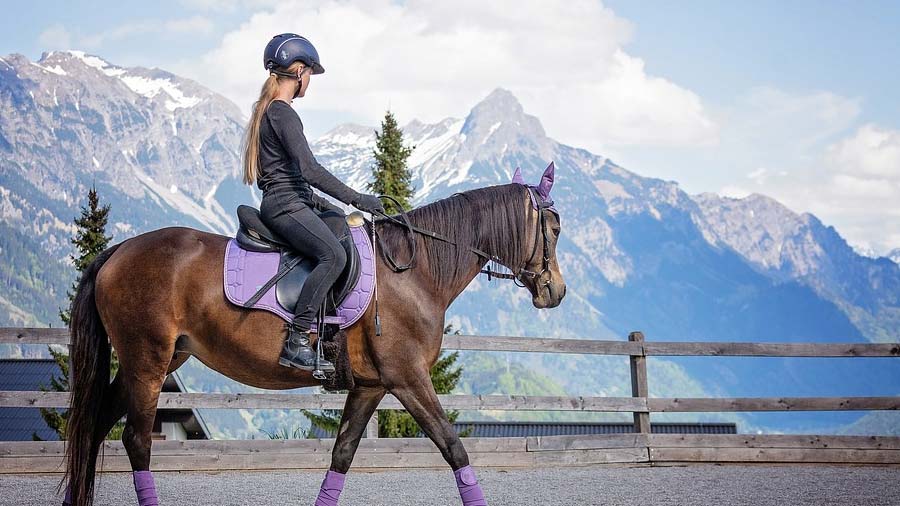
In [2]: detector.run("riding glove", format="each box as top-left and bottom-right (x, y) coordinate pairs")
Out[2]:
(352, 193), (385, 214)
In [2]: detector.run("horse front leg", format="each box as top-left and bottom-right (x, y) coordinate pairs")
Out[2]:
(315, 385), (385, 506)
(391, 377), (488, 506)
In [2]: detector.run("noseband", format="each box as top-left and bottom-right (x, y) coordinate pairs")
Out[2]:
(370, 186), (557, 288)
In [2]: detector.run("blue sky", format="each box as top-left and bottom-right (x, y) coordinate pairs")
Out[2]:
(605, 1), (900, 125)
(2, 0), (898, 254)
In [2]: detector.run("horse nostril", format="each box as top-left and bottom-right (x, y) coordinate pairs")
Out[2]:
(562, 285), (567, 297)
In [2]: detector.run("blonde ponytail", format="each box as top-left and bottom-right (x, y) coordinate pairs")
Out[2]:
(242, 61), (303, 185)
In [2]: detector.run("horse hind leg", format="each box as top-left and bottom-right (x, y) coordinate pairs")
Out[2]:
(116, 335), (177, 506)
(65, 343), (189, 505)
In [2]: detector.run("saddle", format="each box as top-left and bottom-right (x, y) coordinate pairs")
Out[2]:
(234, 204), (361, 315)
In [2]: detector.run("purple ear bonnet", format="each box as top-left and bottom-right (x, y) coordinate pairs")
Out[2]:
(511, 162), (557, 214)
(511, 167), (526, 185)
(536, 162), (554, 201)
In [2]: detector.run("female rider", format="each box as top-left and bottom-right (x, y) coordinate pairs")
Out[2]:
(242, 33), (385, 372)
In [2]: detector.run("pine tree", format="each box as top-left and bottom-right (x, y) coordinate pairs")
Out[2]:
(59, 185), (111, 326)
(36, 185), (123, 441)
(303, 324), (465, 438)
(366, 110), (416, 215)
(303, 111), (461, 438)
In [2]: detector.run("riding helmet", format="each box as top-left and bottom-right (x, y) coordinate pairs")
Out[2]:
(263, 33), (325, 75)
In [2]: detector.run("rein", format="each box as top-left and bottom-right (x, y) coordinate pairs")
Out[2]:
(368, 187), (556, 287)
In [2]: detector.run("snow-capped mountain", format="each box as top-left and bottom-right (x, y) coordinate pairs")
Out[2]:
(312, 87), (900, 432)
(888, 248), (900, 265)
(1, 50), (247, 240)
(314, 88), (900, 345)
(1, 53), (897, 435)
(0, 51), (256, 325)
(690, 192), (900, 343)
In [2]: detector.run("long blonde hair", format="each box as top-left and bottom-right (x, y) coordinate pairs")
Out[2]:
(242, 61), (304, 185)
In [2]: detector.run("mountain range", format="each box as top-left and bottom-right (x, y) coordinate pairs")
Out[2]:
(1, 51), (897, 437)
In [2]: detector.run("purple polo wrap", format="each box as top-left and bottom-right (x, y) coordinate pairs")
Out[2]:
(62, 484), (72, 505)
(454, 465), (487, 505)
(133, 470), (159, 506)
(314, 470), (346, 506)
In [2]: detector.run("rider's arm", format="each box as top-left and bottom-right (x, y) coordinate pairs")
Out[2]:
(267, 100), (360, 206)
(308, 191), (343, 214)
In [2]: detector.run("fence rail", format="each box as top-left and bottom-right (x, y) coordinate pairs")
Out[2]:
(5, 328), (899, 357)
(2, 328), (899, 470)
(2, 391), (898, 412)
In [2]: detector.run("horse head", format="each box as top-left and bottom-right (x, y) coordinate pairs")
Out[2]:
(511, 162), (566, 309)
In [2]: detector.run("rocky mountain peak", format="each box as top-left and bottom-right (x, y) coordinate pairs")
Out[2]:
(888, 248), (900, 265)
(461, 87), (546, 144)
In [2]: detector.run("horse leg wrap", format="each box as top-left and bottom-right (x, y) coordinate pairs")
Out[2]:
(133, 470), (159, 506)
(314, 470), (346, 506)
(62, 485), (72, 505)
(454, 465), (487, 506)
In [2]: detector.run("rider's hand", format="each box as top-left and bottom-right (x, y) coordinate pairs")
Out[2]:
(351, 193), (385, 214)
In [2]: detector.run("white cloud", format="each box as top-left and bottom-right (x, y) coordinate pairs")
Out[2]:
(164, 16), (215, 35)
(719, 185), (752, 199)
(747, 167), (768, 185)
(38, 24), (72, 50)
(770, 124), (900, 255)
(60, 16), (215, 50)
(611, 83), (896, 254)
(825, 124), (900, 180)
(185, 0), (718, 148)
(179, 0), (277, 11)
(724, 86), (861, 161)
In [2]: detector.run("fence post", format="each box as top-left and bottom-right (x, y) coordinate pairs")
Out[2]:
(629, 331), (650, 434)
(365, 413), (379, 439)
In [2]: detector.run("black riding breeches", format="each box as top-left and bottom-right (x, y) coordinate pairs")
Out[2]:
(259, 188), (347, 331)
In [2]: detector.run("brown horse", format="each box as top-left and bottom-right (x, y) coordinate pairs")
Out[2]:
(63, 170), (565, 506)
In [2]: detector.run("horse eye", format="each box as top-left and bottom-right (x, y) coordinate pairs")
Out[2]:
(552, 227), (561, 235)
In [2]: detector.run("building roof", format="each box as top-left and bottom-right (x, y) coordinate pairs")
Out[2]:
(0, 359), (63, 441)
(0, 359), (211, 441)
(451, 421), (738, 437)
(309, 420), (738, 439)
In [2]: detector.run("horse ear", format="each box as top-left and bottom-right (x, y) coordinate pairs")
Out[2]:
(536, 161), (555, 199)
(511, 167), (525, 184)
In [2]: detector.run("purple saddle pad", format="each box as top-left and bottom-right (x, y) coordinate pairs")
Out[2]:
(223, 222), (375, 331)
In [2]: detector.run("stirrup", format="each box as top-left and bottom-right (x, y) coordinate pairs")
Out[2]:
(312, 336), (331, 380)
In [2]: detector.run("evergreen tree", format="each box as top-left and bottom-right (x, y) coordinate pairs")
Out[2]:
(366, 110), (416, 215)
(303, 324), (465, 438)
(304, 111), (460, 438)
(36, 185), (123, 441)
(59, 185), (111, 326)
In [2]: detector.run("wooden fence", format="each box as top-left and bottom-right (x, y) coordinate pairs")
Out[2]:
(1, 328), (898, 472)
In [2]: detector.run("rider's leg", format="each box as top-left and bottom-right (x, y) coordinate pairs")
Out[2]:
(259, 195), (347, 370)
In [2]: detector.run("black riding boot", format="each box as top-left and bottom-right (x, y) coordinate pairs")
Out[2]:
(278, 322), (335, 372)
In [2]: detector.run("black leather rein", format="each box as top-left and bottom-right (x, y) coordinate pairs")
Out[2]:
(369, 187), (556, 287)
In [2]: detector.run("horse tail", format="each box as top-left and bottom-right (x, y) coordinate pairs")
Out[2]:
(64, 243), (121, 506)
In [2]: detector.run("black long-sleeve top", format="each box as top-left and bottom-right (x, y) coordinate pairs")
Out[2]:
(257, 99), (358, 206)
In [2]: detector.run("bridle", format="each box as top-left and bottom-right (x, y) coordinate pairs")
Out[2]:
(369, 185), (558, 289)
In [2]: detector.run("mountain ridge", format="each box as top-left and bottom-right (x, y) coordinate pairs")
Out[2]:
(1, 52), (897, 436)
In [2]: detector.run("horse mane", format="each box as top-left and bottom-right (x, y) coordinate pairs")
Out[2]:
(374, 183), (535, 289)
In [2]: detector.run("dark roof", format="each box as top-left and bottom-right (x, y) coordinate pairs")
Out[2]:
(309, 421), (738, 439)
(0, 359), (211, 441)
(452, 421), (738, 437)
(0, 358), (63, 390)
(0, 359), (63, 441)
